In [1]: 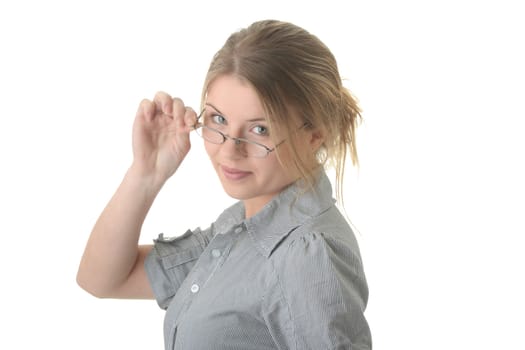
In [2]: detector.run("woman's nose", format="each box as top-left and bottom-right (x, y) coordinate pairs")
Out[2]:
(220, 136), (246, 158)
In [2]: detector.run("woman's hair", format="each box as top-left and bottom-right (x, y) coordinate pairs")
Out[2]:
(201, 19), (361, 203)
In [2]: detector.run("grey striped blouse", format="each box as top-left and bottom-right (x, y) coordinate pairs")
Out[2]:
(145, 170), (371, 349)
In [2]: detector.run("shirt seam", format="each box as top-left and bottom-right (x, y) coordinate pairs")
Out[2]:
(268, 255), (298, 350)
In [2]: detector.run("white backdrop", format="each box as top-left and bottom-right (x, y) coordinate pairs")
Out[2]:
(1, 0), (523, 349)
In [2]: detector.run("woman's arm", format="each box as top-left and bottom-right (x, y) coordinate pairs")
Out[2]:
(76, 92), (197, 299)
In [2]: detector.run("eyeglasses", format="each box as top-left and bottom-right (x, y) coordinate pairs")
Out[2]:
(193, 109), (280, 158)
(192, 109), (309, 158)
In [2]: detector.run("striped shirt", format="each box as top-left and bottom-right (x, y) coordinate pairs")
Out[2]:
(145, 170), (371, 349)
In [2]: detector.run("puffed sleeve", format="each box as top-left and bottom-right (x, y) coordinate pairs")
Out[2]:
(144, 227), (213, 309)
(265, 232), (371, 350)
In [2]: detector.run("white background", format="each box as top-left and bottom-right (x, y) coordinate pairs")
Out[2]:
(1, 0), (524, 349)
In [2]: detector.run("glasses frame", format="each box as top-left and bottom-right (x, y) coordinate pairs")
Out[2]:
(192, 109), (309, 158)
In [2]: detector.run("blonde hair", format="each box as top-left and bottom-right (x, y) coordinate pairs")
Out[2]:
(202, 20), (361, 204)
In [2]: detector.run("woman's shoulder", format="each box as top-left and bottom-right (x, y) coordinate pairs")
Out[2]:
(291, 205), (359, 248)
(265, 207), (369, 303)
(271, 206), (364, 269)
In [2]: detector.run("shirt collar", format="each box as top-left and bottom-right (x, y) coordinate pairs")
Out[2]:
(213, 169), (335, 258)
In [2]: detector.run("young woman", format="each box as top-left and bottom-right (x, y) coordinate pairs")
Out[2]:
(77, 19), (371, 349)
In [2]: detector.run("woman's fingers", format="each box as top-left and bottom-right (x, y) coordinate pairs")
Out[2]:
(153, 91), (175, 116)
(137, 93), (196, 134)
(171, 97), (186, 119)
(184, 107), (198, 131)
(170, 98), (193, 131)
(138, 98), (155, 122)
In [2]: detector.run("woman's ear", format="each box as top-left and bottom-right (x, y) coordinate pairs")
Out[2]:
(308, 127), (325, 152)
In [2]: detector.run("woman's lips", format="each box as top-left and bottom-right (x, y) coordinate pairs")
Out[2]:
(221, 165), (251, 180)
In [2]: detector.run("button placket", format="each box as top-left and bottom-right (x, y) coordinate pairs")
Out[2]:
(185, 224), (242, 304)
(187, 233), (228, 299)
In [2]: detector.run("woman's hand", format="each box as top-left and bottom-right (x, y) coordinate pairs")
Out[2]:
(131, 91), (197, 185)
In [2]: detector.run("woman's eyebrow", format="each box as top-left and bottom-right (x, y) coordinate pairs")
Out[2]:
(245, 117), (266, 122)
(204, 103), (225, 116)
(204, 103), (266, 123)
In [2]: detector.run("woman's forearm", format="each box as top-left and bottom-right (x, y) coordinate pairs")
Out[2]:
(76, 165), (164, 297)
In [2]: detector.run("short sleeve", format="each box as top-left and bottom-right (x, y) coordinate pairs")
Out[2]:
(144, 227), (213, 309)
(265, 232), (372, 350)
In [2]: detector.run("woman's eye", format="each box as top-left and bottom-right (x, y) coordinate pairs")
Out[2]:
(252, 125), (268, 136)
(211, 114), (227, 125)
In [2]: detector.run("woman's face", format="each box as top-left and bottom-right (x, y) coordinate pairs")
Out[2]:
(203, 74), (299, 217)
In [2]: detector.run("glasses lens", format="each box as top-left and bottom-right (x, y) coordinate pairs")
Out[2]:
(244, 142), (269, 158)
(196, 126), (224, 144)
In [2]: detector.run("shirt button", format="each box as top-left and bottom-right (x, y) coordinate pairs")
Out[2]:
(190, 284), (199, 293)
(211, 249), (221, 258)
